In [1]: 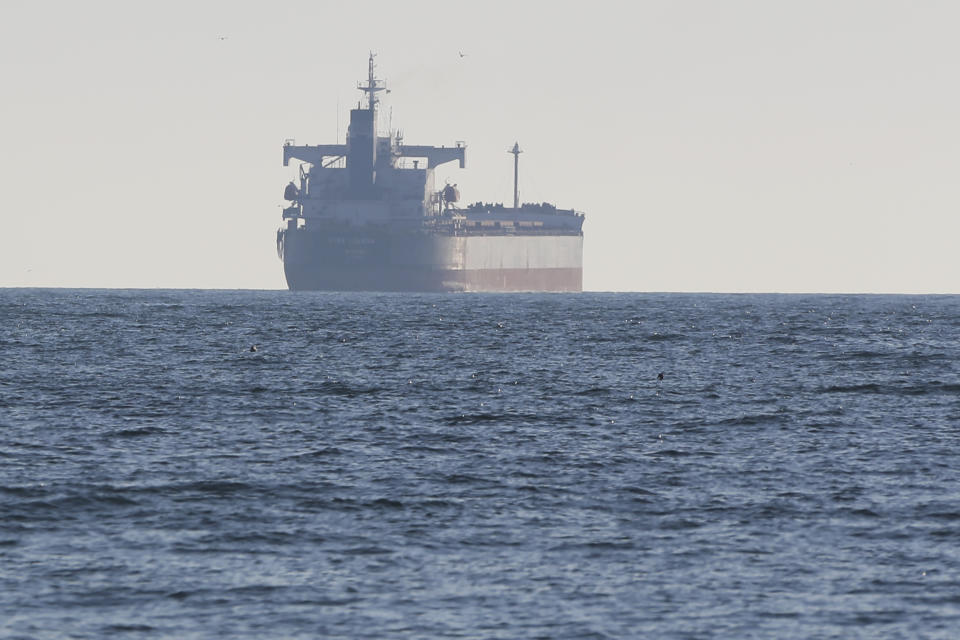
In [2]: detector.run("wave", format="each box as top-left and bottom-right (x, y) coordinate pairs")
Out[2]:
(645, 332), (687, 341)
(444, 412), (502, 425)
(715, 413), (790, 427)
(822, 381), (960, 395)
(112, 426), (166, 437)
(574, 387), (613, 397)
(102, 624), (155, 633)
(284, 447), (344, 459)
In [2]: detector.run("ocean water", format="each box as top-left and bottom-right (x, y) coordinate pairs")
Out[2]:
(2, 290), (960, 639)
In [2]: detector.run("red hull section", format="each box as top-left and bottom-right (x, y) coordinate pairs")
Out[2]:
(463, 267), (581, 292)
(284, 265), (582, 292)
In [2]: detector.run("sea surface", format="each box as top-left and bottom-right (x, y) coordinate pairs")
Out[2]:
(2, 290), (960, 639)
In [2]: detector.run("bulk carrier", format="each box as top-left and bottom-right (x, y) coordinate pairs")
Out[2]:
(276, 55), (584, 292)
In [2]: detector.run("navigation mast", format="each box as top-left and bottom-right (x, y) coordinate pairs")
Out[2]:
(358, 52), (387, 111)
(509, 142), (522, 209)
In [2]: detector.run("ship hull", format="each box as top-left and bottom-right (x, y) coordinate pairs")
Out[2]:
(281, 227), (582, 292)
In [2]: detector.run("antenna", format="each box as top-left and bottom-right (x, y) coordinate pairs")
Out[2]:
(508, 142), (522, 209)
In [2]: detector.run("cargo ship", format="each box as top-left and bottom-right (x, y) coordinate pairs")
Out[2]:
(276, 55), (584, 292)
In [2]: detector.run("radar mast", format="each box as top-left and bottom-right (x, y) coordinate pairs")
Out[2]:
(358, 52), (387, 111)
(509, 142), (522, 209)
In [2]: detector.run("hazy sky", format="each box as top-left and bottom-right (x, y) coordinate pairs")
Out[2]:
(2, 0), (958, 292)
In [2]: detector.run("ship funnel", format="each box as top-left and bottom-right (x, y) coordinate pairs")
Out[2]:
(348, 54), (385, 195)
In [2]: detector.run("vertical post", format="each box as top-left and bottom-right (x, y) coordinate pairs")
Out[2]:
(509, 142), (522, 209)
(367, 54), (377, 111)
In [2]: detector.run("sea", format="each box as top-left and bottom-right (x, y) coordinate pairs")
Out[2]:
(2, 289), (959, 639)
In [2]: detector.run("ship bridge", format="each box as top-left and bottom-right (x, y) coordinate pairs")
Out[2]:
(283, 52), (464, 199)
(282, 141), (465, 170)
(281, 54), (469, 225)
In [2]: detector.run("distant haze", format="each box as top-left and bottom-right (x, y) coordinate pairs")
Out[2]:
(2, 0), (958, 292)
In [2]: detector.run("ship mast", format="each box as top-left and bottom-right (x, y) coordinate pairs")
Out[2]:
(358, 52), (387, 112)
(509, 142), (522, 209)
